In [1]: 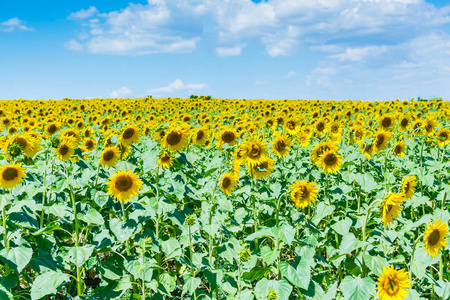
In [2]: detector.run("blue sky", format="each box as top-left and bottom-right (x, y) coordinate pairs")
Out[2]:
(1, 0), (450, 101)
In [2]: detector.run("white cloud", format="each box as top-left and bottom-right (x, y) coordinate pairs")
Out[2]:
(330, 45), (388, 62)
(65, 39), (84, 52)
(285, 71), (297, 79)
(110, 87), (132, 98)
(65, 0), (450, 58)
(68, 7), (99, 19)
(0, 17), (33, 32)
(148, 79), (206, 94)
(216, 45), (245, 56)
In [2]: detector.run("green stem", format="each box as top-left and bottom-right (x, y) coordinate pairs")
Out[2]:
(40, 147), (49, 229)
(440, 253), (444, 281)
(188, 225), (197, 299)
(238, 262), (241, 300)
(141, 241), (146, 300)
(275, 194), (283, 278)
(69, 186), (83, 296)
(335, 231), (343, 282)
(409, 233), (424, 282)
(93, 162), (101, 188)
(2, 198), (10, 276)
(361, 199), (382, 277)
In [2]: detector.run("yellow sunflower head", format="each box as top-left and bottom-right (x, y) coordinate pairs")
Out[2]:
(120, 126), (140, 145)
(423, 219), (449, 258)
(82, 138), (97, 152)
(272, 134), (292, 158)
(374, 131), (392, 152)
(290, 180), (318, 208)
(193, 127), (208, 146)
(392, 140), (406, 157)
(107, 170), (143, 202)
(158, 151), (174, 169)
(220, 172), (239, 195)
(240, 138), (269, 166)
(100, 147), (120, 168)
(248, 157), (274, 179)
(217, 127), (238, 150)
(376, 265), (411, 300)
(436, 128), (450, 147)
(0, 163), (26, 189)
(360, 142), (374, 159)
(316, 150), (343, 174)
(163, 128), (189, 152)
(401, 175), (416, 200)
(56, 137), (78, 161)
(381, 193), (404, 225)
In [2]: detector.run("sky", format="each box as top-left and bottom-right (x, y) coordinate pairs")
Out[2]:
(1, 0), (450, 101)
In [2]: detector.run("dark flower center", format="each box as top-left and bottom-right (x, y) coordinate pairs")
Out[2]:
(2, 167), (18, 181)
(222, 132), (235, 143)
(59, 145), (69, 155)
(428, 229), (440, 246)
(123, 128), (135, 139)
(115, 175), (133, 192)
(167, 131), (182, 145)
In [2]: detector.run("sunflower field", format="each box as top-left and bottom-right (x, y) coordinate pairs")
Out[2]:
(1, 97), (450, 300)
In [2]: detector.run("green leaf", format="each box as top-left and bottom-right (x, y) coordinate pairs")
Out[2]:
(242, 266), (272, 281)
(161, 238), (182, 259)
(183, 276), (201, 296)
(0, 246), (33, 274)
(435, 280), (450, 300)
(109, 218), (137, 243)
(79, 207), (104, 225)
(363, 254), (388, 275)
(114, 275), (132, 292)
(312, 202), (335, 225)
(254, 278), (292, 300)
(339, 275), (375, 300)
(30, 271), (70, 300)
(411, 244), (440, 279)
(271, 224), (295, 246)
(261, 246), (279, 265)
(159, 273), (177, 293)
(124, 256), (153, 281)
(332, 218), (352, 236)
(279, 257), (310, 290)
(339, 233), (368, 255)
(67, 245), (95, 267)
(355, 174), (380, 193)
(246, 227), (273, 242)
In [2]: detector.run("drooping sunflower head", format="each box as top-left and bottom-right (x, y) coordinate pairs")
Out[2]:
(316, 149), (343, 174)
(220, 172), (239, 195)
(435, 127), (450, 147)
(100, 147), (120, 168)
(376, 265), (411, 300)
(0, 163), (26, 189)
(193, 127), (208, 145)
(392, 140), (406, 157)
(381, 193), (404, 225)
(360, 141), (374, 159)
(158, 151), (173, 169)
(290, 180), (318, 208)
(240, 138), (269, 166)
(423, 219), (449, 258)
(374, 131), (392, 152)
(401, 175), (416, 200)
(163, 128), (189, 152)
(248, 157), (274, 179)
(4, 134), (39, 158)
(272, 134), (292, 158)
(107, 170), (143, 202)
(120, 126), (140, 145)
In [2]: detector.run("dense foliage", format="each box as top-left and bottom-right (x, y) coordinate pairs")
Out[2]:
(0, 98), (450, 300)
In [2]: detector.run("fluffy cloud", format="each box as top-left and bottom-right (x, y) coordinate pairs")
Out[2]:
(110, 87), (132, 98)
(65, 0), (450, 58)
(68, 6), (98, 19)
(1, 17), (33, 32)
(148, 79), (206, 94)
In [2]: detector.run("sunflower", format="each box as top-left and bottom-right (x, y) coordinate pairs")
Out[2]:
(120, 126), (140, 145)
(162, 128), (189, 152)
(361, 142), (374, 159)
(285, 117), (300, 135)
(379, 114), (396, 131)
(423, 219), (449, 258)
(217, 127), (238, 150)
(381, 193), (404, 225)
(4, 134), (39, 158)
(435, 127), (450, 147)
(316, 149), (342, 174)
(376, 265), (410, 300)
(329, 121), (343, 137)
(314, 119), (327, 135)
(100, 147), (120, 168)
(392, 140), (406, 157)
(45, 122), (60, 136)
(310, 142), (336, 163)
(401, 175), (416, 200)
(219, 172), (239, 195)
(60, 129), (82, 145)
(82, 138), (96, 152)
(107, 170), (143, 202)
(297, 132), (310, 148)
(399, 115), (410, 131)
(192, 127), (208, 145)
(290, 180), (318, 208)
(158, 151), (173, 169)
(240, 138), (269, 166)
(248, 157), (274, 179)
(424, 118), (439, 135)
(272, 134), (292, 158)
(56, 137), (78, 161)
(374, 131), (392, 152)
(0, 163), (26, 189)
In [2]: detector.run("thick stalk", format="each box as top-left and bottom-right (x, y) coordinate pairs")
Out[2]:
(2, 202), (10, 276)
(40, 147), (49, 229)
(69, 186), (83, 296)
(275, 194), (283, 278)
(409, 234), (424, 282)
(93, 162), (101, 188)
(361, 199), (382, 277)
(188, 225), (197, 299)
(141, 241), (146, 300)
